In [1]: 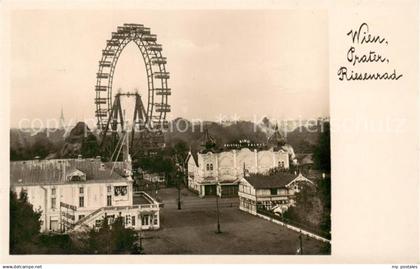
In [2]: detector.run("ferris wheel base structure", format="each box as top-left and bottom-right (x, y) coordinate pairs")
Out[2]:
(94, 23), (171, 160)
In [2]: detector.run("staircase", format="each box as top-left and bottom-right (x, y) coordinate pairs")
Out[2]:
(70, 207), (105, 232)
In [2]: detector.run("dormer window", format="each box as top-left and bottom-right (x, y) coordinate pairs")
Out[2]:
(99, 163), (105, 171)
(66, 169), (86, 182)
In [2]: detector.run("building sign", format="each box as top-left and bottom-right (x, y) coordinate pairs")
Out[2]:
(60, 202), (77, 211)
(61, 211), (75, 221)
(60, 202), (77, 231)
(114, 186), (128, 196)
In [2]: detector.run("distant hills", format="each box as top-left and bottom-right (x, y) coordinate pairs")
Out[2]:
(10, 118), (325, 161)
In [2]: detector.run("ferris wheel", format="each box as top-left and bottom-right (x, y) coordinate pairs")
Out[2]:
(94, 23), (171, 157)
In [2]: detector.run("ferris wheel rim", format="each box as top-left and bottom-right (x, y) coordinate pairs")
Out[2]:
(94, 24), (171, 132)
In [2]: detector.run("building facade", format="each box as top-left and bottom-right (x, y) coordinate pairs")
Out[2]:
(238, 172), (314, 215)
(186, 148), (291, 197)
(10, 157), (160, 233)
(185, 126), (298, 198)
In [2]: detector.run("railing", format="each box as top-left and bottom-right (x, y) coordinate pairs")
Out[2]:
(73, 207), (104, 227)
(71, 203), (159, 231)
(138, 204), (158, 209)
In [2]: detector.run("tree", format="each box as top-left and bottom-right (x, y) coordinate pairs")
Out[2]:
(283, 180), (331, 240)
(9, 191), (42, 254)
(31, 136), (54, 159)
(313, 121), (330, 172)
(80, 132), (100, 158)
(173, 141), (189, 161)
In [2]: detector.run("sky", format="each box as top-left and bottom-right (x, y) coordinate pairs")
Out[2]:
(10, 9), (328, 128)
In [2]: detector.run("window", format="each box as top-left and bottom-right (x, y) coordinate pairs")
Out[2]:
(107, 185), (112, 193)
(79, 196), (84, 207)
(72, 175), (82, 181)
(125, 215), (131, 225)
(131, 216), (136, 226)
(79, 187), (84, 194)
(142, 215), (149, 226)
(210, 164), (213, 170)
(206, 164), (210, 171)
(51, 188), (56, 196)
(51, 197), (56, 209)
(78, 215), (85, 220)
(153, 216), (158, 225)
(270, 188), (278, 195)
(107, 195), (112, 206)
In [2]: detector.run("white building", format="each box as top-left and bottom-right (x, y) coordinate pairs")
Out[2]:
(186, 148), (291, 197)
(238, 172), (314, 215)
(185, 128), (297, 197)
(10, 157), (160, 233)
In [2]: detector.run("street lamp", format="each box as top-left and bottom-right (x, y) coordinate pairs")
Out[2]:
(216, 184), (221, 234)
(298, 231), (303, 255)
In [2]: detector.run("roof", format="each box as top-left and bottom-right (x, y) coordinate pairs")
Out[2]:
(10, 158), (128, 186)
(267, 124), (286, 148)
(185, 151), (198, 167)
(244, 172), (298, 189)
(200, 128), (217, 153)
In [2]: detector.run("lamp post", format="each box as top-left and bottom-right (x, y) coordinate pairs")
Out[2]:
(138, 218), (144, 254)
(177, 184), (182, 210)
(216, 184), (221, 234)
(299, 231), (303, 255)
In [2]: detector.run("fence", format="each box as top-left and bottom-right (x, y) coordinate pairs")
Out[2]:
(257, 208), (330, 242)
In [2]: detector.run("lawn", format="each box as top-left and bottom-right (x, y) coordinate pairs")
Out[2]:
(139, 188), (330, 255)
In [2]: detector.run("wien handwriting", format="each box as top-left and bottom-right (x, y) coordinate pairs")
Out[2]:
(338, 23), (403, 81)
(347, 22), (388, 45)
